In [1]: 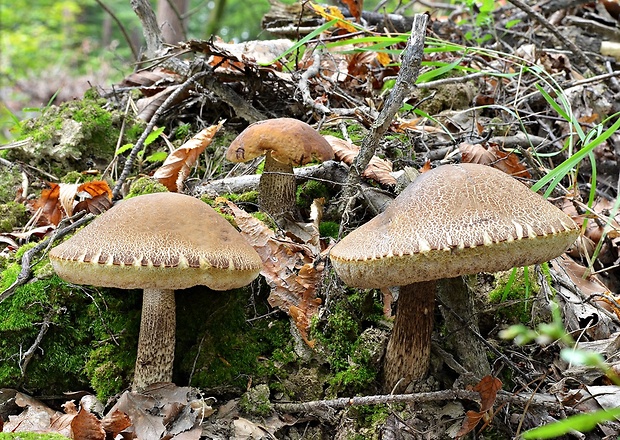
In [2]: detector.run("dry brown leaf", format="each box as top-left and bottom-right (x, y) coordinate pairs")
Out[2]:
(121, 69), (182, 97)
(71, 407), (105, 440)
(224, 201), (322, 345)
(456, 376), (502, 438)
(324, 135), (397, 186)
(34, 181), (112, 225)
(459, 142), (531, 178)
(100, 410), (132, 437)
(341, 0), (363, 21)
(153, 121), (224, 192)
(474, 375), (502, 412)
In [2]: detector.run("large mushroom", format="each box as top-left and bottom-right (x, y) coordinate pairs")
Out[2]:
(226, 118), (334, 222)
(329, 163), (579, 391)
(49, 192), (262, 391)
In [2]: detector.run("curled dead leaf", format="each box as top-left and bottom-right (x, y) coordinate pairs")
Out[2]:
(153, 121), (224, 192)
(324, 135), (397, 186)
(459, 142), (531, 178)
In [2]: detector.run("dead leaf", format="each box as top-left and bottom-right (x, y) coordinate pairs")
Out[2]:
(456, 376), (502, 438)
(71, 407), (105, 440)
(324, 135), (397, 186)
(341, 0), (363, 21)
(100, 410), (131, 437)
(34, 181), (112, 225)
(459, 143), (531, 178)
(223, 201), (322, 346)
(153, 121), (224, 192)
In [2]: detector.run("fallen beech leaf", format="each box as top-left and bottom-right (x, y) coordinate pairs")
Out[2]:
(456, 376), (502, 438)
(459, 143), (531, 178)
(34, 181), (112, 225)
(100, 410), (131, 437)
(324, 135), (397, 186)
(70, 407), (105, 440)
(153, 122), (224, 192)
(474, 375), (502, 412)
(224, 201), (322, 345)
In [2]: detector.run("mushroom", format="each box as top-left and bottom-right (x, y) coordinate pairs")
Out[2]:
(49, 192), (262, 391)
(226, 118), (334, 222)
(329, 163), (579, 391)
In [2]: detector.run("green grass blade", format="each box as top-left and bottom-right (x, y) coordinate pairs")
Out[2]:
(522, 407), (620, 439)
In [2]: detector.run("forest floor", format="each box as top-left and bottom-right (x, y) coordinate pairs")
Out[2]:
(1, 0), (620, 439)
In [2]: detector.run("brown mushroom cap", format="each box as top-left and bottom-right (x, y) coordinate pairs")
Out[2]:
(49, 192), (262, 291)
(330, 163), (579, 288)
(225, 118), (334, 166)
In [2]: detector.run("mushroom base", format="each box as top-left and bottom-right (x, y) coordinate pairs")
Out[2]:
(259, 151), (297, 221)
(133, 288), (176, 391)
(383, 280), (435, 393)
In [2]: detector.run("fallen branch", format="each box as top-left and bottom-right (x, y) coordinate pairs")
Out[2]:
(338, 13), (428, 235)
(192, 161), (395, 215)
(273, 389), (579, 416)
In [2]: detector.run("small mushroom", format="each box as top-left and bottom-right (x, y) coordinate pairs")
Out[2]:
(329, 163), (579, 391)
(226, 118), (334, 222)
(49, 192), (262, 391)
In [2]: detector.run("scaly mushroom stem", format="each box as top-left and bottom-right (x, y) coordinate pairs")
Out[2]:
(259, 150), (297, 221)
(383, 280), (435, 393)
(133, 288), (176, 392)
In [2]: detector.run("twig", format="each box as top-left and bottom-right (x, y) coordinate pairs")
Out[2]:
(0, 212), (95, 305)
(338, 13), (428, 236)
(20, 309), (57, 376)
(111, 71), (209, 199)
(503, 0), (603, 75)
(300, 51), (331, 115)
(130, 0), (163, 59)
(95, 0), (139, 61)
(273, 389), (578, 415)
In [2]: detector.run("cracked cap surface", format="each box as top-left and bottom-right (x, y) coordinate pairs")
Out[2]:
(50, 192), (262, 291)
(330, 163), (579, 288)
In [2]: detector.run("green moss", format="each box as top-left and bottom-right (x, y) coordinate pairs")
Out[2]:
(9, 94), (142, 175)
(487, 267), (540, 324)
(0, 247), (140, 398)
(296, 180), (329, 212)
(311, 289), (384, 395)
(175, 288), (295, 391)
(223, 190), (259, 205)
(59, 171), (98, 184)
(239, 383), (273, 416)
(0, 202), (27, 232)
(0, 433), (70, 439)
(0, 165), (22, 204)
(125, 177), (169, 198)
(319, 221), (339, 239)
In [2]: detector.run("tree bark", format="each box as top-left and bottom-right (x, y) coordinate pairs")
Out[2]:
(133, 288), (176, 391)
(437, 277), (491, 380)
(383, 280), (435, 393)
(157, 0), (188, 44)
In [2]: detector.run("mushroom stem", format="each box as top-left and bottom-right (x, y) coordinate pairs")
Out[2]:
(259, 150), (297, 221)
(383, 280), (435, 392)
(133, 288), (176, 392)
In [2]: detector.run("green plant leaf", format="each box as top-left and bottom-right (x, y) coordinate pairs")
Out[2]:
(145, 126), (165, 146)
(522, 408), (620, 439)
(145, 151), (168, 163)
(115, 143), (133, 156)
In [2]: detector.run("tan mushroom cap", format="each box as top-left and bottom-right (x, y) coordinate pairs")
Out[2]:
(225, 118), (334, 166)
(330, 163), (580, 288)
(50, 192), (262, 291)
